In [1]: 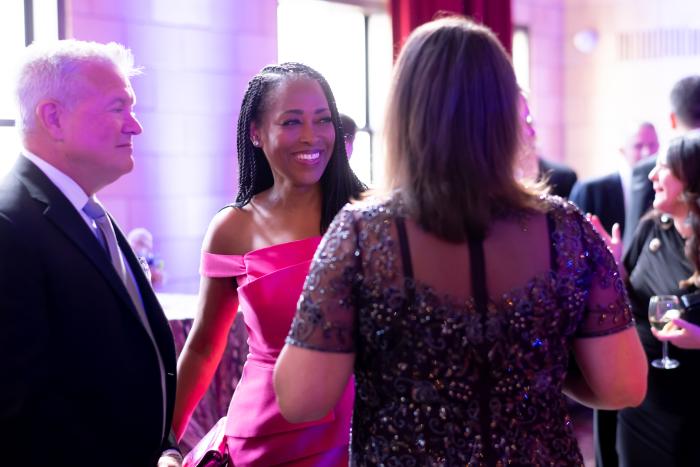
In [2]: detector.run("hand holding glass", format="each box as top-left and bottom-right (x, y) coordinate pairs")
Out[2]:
(648, 295), (684, 369)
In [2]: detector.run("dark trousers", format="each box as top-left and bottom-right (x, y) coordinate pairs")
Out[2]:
(617, 405), (700, 467)
(594, 409), (618, 467)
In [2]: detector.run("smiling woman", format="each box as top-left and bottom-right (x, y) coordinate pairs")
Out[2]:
(172, 62), (365, 465)
(250, 78), (335, 190)
(277, 0), (393, 186)
(613, 130), (700, 466)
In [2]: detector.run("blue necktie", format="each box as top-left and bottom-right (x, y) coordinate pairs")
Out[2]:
(83, 197), (167, 436)
(83, 198), (128, 284)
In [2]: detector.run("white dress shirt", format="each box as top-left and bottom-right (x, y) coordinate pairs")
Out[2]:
(21, 151), (102, 234)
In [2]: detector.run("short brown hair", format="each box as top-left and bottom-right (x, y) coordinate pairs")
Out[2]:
(384, 16), (543, 241)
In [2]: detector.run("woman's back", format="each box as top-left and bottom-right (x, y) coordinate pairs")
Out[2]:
(289, 194), (633, 465)
(276, 17), (645, 467)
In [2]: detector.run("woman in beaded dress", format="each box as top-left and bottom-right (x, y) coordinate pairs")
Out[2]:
(172, 63), (365, 465)
(274, 17), (647, 466)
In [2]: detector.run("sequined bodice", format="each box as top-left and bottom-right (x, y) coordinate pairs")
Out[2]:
(288, 195), (633, 466)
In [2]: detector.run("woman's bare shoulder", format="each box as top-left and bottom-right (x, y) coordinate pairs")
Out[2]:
(203, 205), (254, 255)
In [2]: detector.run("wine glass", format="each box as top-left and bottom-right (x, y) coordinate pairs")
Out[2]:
(648, 295), (684, 369)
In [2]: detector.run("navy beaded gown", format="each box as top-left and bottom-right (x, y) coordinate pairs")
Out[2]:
(287, 195), (634, 466)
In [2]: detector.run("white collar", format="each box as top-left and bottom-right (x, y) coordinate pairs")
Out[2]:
(21, 150), (91, 213)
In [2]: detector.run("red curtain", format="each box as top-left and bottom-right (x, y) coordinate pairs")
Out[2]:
(389, 0), (512, 56)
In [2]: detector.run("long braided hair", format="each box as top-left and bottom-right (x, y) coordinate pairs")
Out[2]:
(667, 130), (700, 288)
(233, 62), (365, 232)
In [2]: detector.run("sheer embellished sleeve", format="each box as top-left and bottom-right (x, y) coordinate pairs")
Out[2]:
(286, 207), (361, 353)
(553, 201), (634, 337)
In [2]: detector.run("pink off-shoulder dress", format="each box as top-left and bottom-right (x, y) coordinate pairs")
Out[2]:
(200, 237), (354, 466)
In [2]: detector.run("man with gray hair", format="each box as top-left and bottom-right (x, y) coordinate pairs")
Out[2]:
(0, 39), (180, 466)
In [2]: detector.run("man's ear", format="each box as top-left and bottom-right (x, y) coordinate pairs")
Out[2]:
(670, 112), (678, 130)
(36, 100), (64, 140)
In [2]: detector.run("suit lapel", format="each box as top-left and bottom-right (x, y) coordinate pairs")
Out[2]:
(115, 221), (177, 430)
(14, 157), (176, 428)
(114, 221), (175, 360)
(14, 157), (144, 325)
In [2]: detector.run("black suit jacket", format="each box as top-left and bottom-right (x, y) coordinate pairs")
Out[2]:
(538, 158), (578, 198)
(569, 172), (626, 235)
(622, 156), (656, 249)
(0, 157), (177, 467)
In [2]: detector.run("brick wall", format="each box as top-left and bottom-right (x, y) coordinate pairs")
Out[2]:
(67, 0), (278, 292)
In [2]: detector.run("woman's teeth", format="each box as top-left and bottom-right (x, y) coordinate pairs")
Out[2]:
(296, 151), (320, 161)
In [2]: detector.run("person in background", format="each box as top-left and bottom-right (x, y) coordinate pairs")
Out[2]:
(172, 62), (365, 465)
(517, 92), (578, 198)
(594, 130), (700, 467)
(571, 121), (659, 236)
(538, 157), (578, 199)
(274, 17), (646, 465)
(128, 227), (166, 288)
(570, 120), (659, 467)
(0, 39), (180, 467)
(624, 76), (700, 249)
(339, 113), (357, 159)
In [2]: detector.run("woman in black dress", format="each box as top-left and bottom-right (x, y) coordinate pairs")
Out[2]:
(616, 130), (700, 466)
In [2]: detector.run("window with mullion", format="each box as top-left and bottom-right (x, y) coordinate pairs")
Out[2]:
(0, 0), (61, 176)
(277, 0), (392, 186)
